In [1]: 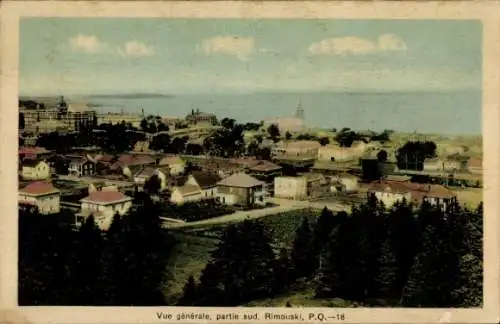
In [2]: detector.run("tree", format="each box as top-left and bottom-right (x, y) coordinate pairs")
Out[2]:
(144, 174), (161, 195)
(267, 124), (281, 143)
(318, 137), (330, 146)
(177, 275), (198, 306)
(272, 248), (294, 295)
(195, 220), (276, 306)
(285, 131), (292, 140)
(290, 217), (316, 280)
(311, 208), (340, 267)
(377, 150), (388, 163)
(373, 233), (398, 298)
(315, 227), (348, 298)
(149, 133), (171, 152)
(68, 215), (104, 305)
(140, 118), (148, 132)
(221, 118), (236, 130)
(396, 141), (437, 171)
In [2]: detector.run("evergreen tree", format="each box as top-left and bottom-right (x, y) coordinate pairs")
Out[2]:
(373, 233), (398, 298)
(311, 208), (340, 262)
(315, 226), (347, 299)
(69, 215), (104, 305)
(272, 248), (294, 295)
(290, 217), (316, 279)
(196, 220), (276, 306)
(401, 210), (460, 307)
(452, 253), (483, 307)
(177, 275), (198, 306)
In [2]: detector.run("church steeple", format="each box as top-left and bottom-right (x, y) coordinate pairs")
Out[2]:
(295, 97), (304, 120)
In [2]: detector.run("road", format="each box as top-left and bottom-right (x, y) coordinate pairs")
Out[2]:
(57, 175), (135, 187)
(163, 198), (351, 229)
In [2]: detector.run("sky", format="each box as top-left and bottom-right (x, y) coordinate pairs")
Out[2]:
(19, 18), (482, 96)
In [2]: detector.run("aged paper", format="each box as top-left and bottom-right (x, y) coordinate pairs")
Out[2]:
(1, 1), (499, 323)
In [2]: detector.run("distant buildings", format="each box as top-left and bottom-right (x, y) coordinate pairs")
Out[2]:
(367, 180), (457, 209)
(263, 99), (306, 133)
(185, 109), (218, 126)
(20, 96), (97, 134)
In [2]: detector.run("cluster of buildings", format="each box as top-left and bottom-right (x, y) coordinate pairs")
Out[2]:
(19, 97), (97, 135)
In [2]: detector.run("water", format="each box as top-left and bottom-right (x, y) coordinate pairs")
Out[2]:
(86, 91), (482, 135)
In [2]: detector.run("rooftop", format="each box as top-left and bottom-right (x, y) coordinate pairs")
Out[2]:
(81, 191), (132, 204)
(189, 171), (222, 189)
(175, 184), (202, 196)
(19, 181), (60, 195)
(217, 172), (264, 188)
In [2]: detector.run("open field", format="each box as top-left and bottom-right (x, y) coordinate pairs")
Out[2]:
(454, 187), (483, 209)
(162, 209), (321, 304)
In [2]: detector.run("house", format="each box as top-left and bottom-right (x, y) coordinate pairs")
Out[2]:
(274, 176), (308, 200)
(196, 159), (244, 178)
(133, 140), (151, 153)
(216, 173), (266, 207)
(68, 156), (96, 177)
(184, 171), (221, 199)
(110, 154), (156, 177)
(367, 180), (456, 209)
(271, 140), (321, 158)
(133, 166), (157, 186)
(424, 158), (463, 172)
(18, 181), (61, 214)
(170, 184), (203, 205)
(423, 158), (444, 172)
(21, 159), (51, 180)
(467, 157), (483, 174)
(76, 190), (133, 228)
(317, 146), (355, 162)
(300, 172), (330, 198)
(248, 160), (283, 197)
(88, 182), (118, 194)
(158, 156), (186, 176)
(367, 181), (413, 208)
(333, 174), (360, 193)
(19, 146), (51, 160)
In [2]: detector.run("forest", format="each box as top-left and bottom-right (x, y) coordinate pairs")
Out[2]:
(19, 194), (482, 307)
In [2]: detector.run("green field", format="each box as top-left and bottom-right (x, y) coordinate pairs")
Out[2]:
(162, 208), (321, 304)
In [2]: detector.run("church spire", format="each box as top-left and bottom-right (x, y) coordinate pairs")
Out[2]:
(295, 97), (304, 120)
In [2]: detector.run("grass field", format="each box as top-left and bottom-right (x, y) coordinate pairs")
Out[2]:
(454, 187), (483, 209)
(162, 208), (321, 304)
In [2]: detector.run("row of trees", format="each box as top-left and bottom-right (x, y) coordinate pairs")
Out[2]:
(179, 198), (483, 307)
(19, 195), (176, 305)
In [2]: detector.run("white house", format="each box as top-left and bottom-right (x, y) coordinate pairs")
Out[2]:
(18, 181), (61, 214)
(367, 181), (413, 208)
(184, 171), (221, 199)
(21, 159), (51, 181)
(76, 190), (133, 229)
(158, 156), (186, 176)
(216, 173), (266, 207)
(169, 184), (203, 205)
(274, 176), (308, 200)
(467, 157), (483, 174)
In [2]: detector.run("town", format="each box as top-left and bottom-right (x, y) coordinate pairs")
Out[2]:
(18, 96), (482, 230)
(18, 95), (483, 307)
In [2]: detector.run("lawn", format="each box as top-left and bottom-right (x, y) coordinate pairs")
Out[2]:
(162, 208), (322, 304)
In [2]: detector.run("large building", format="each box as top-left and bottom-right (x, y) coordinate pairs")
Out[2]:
(263, 98), (306, 133)
(185, 109), (218, 126)
(19, 96), (97, 134)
